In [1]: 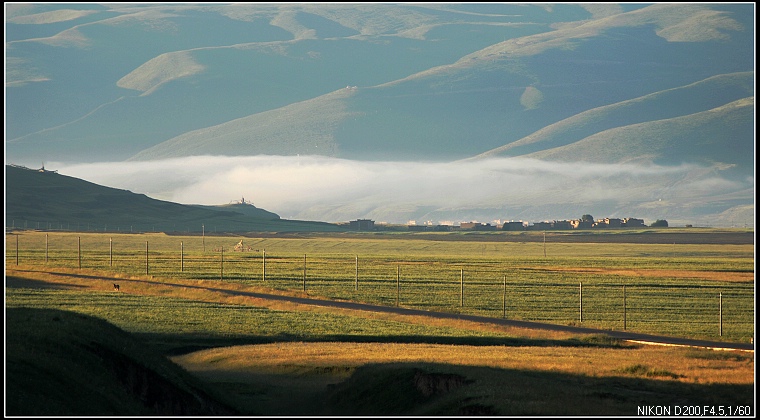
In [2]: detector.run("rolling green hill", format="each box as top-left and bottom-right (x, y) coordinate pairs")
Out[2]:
(472, 72), (754, 163)
(520, 97), (754, 169)
(4, 164), (345, 233)
(4, 3), (753, 228)
(5, 3), (753, 166)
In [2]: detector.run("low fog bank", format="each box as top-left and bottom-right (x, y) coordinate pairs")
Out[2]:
(50, 155), (754, 228)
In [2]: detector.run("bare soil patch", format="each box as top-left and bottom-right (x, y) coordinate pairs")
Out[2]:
(536, 267), (754, 282)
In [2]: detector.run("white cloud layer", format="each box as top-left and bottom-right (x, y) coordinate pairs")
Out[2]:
(51, 155), (753, 227)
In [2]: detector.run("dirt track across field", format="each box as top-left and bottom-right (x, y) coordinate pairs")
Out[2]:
(6, 272), (754, 352)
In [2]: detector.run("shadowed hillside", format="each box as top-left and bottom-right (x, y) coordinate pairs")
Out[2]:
(4, 164), (344, 233)
(5, 307), (240, 416)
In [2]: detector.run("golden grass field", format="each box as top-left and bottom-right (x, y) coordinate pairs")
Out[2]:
(5, 229), (755, 415)
(7, 263), (755, 389)
(172, 340), (755, 386)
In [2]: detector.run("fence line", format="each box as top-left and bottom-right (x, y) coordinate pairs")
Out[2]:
(5, 235), (754, 340)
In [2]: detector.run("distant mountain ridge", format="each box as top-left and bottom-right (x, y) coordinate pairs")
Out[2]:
(5, 3), (753, 166)
(4, 3), (754, 228)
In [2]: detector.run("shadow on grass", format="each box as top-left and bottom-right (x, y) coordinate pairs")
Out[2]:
(196, 360), (755, 416)
(325, 362), (754, 416)
(7, 307), (753, 417)
(6, 307), (240, 416)
(6, 275), (91, 290)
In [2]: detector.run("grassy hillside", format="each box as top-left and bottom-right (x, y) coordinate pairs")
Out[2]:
(128, 87), (356, 160)
(5, 4), (753, 164)
(473, 72), (754, 160)
(4, 164), (344, 233)
(5, 307), (239, 416)
(521, 97), (754, 170)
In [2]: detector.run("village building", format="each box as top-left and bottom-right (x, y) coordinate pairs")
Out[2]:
(529, 221), (553, 231)
(349, 219), (375, 231)
(460, 222), (496, 231)
(501, 221), (526, 231)
(570, 219), (594, 229)
(623, 217), (645, 227)
(552, 220), (573, 230)
(596, 218), (623, 228)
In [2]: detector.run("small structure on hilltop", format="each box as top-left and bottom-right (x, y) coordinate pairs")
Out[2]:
(234, 239), (252, 252)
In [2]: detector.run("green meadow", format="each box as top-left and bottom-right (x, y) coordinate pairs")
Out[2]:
(5, 229), (755, 416)
(6, 229), (754, 342)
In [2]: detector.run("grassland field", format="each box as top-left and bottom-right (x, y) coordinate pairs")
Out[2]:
(4, 228), (756, 415)
(6, 229), (754, 342)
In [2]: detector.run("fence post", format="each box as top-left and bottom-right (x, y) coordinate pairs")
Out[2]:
(579, 282), (583, 323)
(180, 241), (184, 272)
(262, 249), (266, 281)
(220, 247), (224, 280)
(355, 255), (358, 291)
(623, 285), (627, 330)
(303, 254), (306, 292)
(45, 233), (48, 263)
(502, 274), (507, 318)
(145, 241), (149, 275)
(460, 269), (464, 307)
(78, 236), (81, 269)
(719, 292), (722, 337)
(110, 237), (113, 267)
(396, 265), (400, 307)
(16, 234), (19, 265)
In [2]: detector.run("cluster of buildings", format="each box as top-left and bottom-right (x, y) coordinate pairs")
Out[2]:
(495, 217), (646, 231)
(345, 217), (649, 232)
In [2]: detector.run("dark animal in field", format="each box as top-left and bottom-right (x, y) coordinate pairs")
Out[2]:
(113, 283), (120, 292)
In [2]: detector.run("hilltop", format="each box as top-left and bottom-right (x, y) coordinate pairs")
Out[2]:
(4, 164), (344, 233)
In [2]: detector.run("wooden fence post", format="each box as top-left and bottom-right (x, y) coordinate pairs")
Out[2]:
(303, 254), (306, 292)
(579, 282), (583, 323)
(396, 265), (400, 307)
(262, 249), (266, 281)
(45, 233), (48, 263)
(719, 292), (723, 337)
(502, 274), (507, 318)
(78, 236), (81, 269)
(180, 241), (184, 272)
(355, 255), (358, 291)
(110, 237), (113, 267)
(460, 269), (464, 307)
(623, 285), (627, 330)
(145, 241), (149, 275)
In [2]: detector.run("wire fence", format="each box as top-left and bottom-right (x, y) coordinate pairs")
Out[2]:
(7, 234), (754, 341)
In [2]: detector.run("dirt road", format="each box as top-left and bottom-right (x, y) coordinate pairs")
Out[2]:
(6, 272), (754, 352)
(213, 286), (755, 351)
